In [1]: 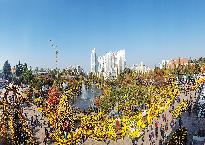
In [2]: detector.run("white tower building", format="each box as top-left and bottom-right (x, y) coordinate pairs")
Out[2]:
(90, 48), (97, 73)
(116, 49), (126, 74)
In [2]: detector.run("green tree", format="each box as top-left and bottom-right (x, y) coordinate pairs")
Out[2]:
(3, 60), (12, 80)
(15, 61), (24, 77)
(34, 67), (39, 74)
(194, 62), (200, 74)
(22, 67), (33, 84)
(23, 63), (28, 72)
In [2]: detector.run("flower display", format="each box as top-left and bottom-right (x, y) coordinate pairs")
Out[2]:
(172, 100), (188, 118)
(167, 127), (188, 145)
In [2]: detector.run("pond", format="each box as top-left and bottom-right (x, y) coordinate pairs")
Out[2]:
(73, 83), (102, 111)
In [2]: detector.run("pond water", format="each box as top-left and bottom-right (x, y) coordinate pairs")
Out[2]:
(73, 83), (102, 111)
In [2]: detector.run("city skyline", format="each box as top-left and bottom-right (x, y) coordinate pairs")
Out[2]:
(1, 0), (205, 71)
(91, 48), (125, 78)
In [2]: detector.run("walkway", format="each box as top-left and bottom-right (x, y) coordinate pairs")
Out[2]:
(82, 85), (199, 145)
(23, 104), (53, 145)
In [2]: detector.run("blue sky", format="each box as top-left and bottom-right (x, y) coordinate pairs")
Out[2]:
(0, 0), (205, 71)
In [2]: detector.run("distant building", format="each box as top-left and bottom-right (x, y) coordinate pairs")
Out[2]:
(159, 58), (188, 69)
(65, 65), (84, 75)
(37, 71), (48, 75)
(159, 60), (170, 69)
(90, 48), (98, 73)
(11, 66), (16, 74)
(90, 48), (126, 79)
(132, 62), (150, 73)
(169, 58), (189, 69)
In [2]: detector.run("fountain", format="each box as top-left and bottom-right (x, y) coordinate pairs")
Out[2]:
(73, 82), (102, 111)
(81, 83), (87, 100)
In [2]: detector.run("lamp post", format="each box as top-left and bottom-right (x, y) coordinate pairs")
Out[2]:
(50, 40), (59, 69)
(50, 40), (59, 78)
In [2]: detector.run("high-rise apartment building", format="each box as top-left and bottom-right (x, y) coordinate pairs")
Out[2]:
(116, 49), (126, 74)
(90, 48), (97, 73)
(90, 48), (126, 79)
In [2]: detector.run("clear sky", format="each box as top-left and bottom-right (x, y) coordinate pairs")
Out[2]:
(0, 0), (205, 71)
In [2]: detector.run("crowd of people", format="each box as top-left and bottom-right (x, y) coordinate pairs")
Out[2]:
(0, 84), (37, 144)
(32, 76), (198, 144)
(0, 68), (204, 145)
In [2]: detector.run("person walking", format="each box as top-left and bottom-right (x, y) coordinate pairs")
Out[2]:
(107, 140), (110, 145)
(43, 137), (47, 145)
(159, 139), (163, 145)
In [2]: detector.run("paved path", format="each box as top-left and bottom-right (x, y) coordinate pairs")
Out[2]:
(23, 104), (53, 145)
(180, 86), (205, 145)
(20, 84), (204, 145)
(81, 86), (199, 145)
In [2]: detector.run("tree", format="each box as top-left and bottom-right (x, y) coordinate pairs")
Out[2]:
(194, 62), (200, 74)
(3, 60), (12, 80)
(23, 63), (28, 72)
(39, 68), (45, 72)
(34, 67), (39, 74)
(167, 127), (187, 145)
(15, 61), (24, 77)
(22, 67), (33, 84)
